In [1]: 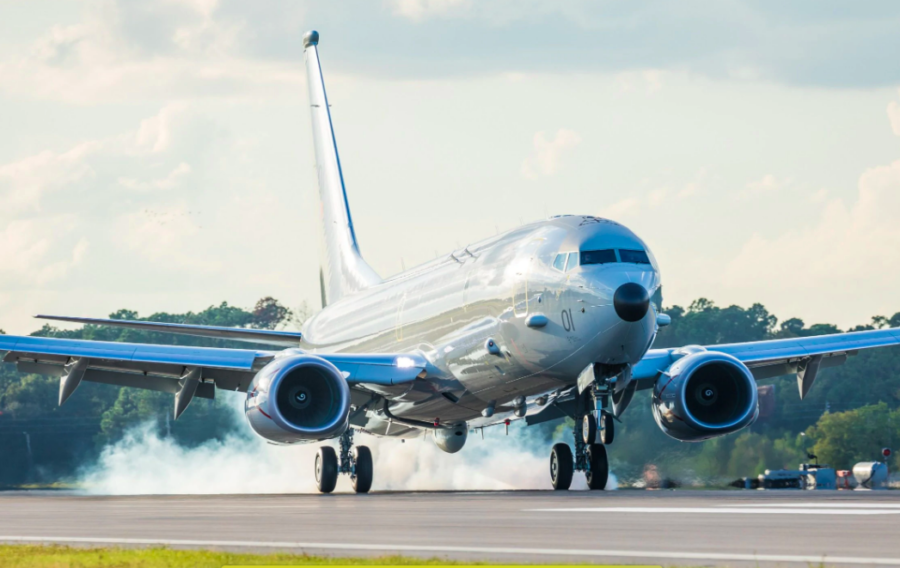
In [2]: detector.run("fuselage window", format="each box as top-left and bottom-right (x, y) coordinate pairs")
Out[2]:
(566, 251), (579, 272)
(580, 249), (617, 266)
(552, 253), (567, 272)
(619, 249), (651, 264)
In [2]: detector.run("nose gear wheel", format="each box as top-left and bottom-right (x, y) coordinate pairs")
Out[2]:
(548, 381), (615, 490)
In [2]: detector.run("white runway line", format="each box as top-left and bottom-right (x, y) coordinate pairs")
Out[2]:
(731, 502), (900, 508)
(525, 506), (900, 515)
(1, 535), (900, 566)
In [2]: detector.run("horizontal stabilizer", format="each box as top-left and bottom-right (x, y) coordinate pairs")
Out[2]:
(35, 315), (303, 347)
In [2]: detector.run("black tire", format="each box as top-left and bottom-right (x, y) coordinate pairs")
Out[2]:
(600, 412), (615, 445)
(582, 413), (597, 445)
(550, 443), (573, 490)
(351, 445), (373, 494)
(585, 443), (609, 490)
(315, 446), (338, 494)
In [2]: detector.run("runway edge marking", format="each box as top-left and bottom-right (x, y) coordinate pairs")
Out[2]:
(0, 535), (899, 566)
(524, 506), (900, 515)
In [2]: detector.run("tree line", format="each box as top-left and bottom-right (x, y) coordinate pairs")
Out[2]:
(0, 296), (898, 486)
(603, 299), (900, 484)
(0, 297), (296, 486)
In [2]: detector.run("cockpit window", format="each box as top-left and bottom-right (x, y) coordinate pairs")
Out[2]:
(552, 253), (567, 271)
(619, 249), (651, 264)
(580, 249), (617, 266)
(566, 252), (579, 271)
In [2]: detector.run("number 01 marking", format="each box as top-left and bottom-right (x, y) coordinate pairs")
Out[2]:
(561, 308), (575, 332)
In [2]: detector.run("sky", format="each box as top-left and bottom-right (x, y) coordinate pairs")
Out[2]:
(1, 0), (900, 334)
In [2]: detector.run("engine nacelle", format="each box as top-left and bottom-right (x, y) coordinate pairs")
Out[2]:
(652, 350), (758, 442)
(433, 423), (468, 453)
(244, 354), (350, 444)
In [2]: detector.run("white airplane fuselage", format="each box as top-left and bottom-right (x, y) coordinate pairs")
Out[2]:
(302, 215), (662, 432)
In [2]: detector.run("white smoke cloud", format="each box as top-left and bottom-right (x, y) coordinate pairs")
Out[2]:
(78, 392), (615, 493)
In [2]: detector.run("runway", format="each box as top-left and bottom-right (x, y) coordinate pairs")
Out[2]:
(1, 490), (900, 566)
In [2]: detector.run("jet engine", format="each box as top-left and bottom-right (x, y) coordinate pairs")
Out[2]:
(244, 354), (351, 444)
(652, 349), (758, 442)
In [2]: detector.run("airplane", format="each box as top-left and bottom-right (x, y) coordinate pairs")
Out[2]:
(2, 29), (900, 494)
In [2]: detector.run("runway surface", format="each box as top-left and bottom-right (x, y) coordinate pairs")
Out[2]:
(1, 490), (900, 566)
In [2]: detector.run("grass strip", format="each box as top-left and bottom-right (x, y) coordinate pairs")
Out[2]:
(0, 545), (482, 568)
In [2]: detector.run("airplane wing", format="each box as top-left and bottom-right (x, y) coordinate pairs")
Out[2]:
(0, 334), (426, 418)
(632, 327), (900, 396)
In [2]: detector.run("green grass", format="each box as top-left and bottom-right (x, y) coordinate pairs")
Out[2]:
(0, 545), (482, 568)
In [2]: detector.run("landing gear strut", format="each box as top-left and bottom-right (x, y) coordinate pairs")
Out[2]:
(549, 378), (614, 491)
(315, 428), (373, 494)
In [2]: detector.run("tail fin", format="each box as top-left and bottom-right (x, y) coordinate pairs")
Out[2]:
(303, 30), (380, 307)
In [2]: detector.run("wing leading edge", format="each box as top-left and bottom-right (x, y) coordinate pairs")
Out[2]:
(0, 334), (427, 419)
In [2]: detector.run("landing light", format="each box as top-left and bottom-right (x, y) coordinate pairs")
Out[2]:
(395, 356), (416, 368)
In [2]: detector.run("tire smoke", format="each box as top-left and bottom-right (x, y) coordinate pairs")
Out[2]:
(78, 392), (616, 494)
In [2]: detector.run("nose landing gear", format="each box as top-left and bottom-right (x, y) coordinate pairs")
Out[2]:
(549, 381), (613, 491)
(315, 428), (373, 494)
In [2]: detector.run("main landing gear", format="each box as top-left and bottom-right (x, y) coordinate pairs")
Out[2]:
(550, 385), (615, 491)
(315, 428), (373, 494)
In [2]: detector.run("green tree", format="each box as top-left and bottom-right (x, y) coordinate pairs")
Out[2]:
(251, 297), (293, 330)
(724, 432), (804, 477)
(806, 402), (900, 469)
(0, 297), (293, 485)
(655, 299), (776, 347)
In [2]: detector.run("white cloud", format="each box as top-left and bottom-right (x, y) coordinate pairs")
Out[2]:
(0, 104), (194, 213)
(737, 173), (792, 200)
(0, 143), (98, 213)
(598, 197), (641, 219)
(0, 5), (301, 104)
(118, 162), (192, 191)
(116, 205), (216, 270)
(888, 91), (900, 136)
(677, 167), (708, 199)
(0, 218), (88, 287)
(647, 187), (668, 207)
(135, 103), (190, 154)
(616, 69), (666, 94)
(168, 0), (243, 56)
(521, 128), (582, 179)
(724, 101), (900, 311)
(165, 0), (221, 19)
(389, 0), (473, 22)
(809, 187), (829, 203)
(599, 168), (705, 220)
(0, 102), (224, 308)
(723, 158), (900, 311)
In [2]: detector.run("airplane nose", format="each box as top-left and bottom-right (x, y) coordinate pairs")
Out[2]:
(613, 283), (650, 322)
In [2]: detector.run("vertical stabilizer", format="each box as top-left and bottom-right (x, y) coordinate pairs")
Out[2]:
(303, 30), (381, 307)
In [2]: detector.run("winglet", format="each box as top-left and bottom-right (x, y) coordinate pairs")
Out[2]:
(303, 30), (319, 48)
